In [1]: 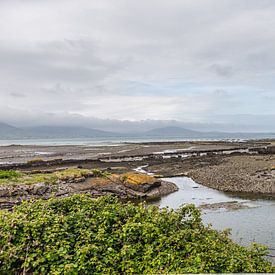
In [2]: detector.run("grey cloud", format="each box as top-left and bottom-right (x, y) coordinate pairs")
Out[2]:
(0, 41), (120, 83)
(210, 64), (234, 77)
(9, 92), (26, 98)
(0, 0), (274, 130)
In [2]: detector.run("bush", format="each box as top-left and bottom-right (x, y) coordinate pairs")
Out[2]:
(0, 195), (273, 274)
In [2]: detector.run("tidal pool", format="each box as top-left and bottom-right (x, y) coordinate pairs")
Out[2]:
(155, 177), (275, 260)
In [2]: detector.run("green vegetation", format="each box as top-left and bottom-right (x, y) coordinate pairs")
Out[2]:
(55, 168), (91, 180)
(0, 195), (273, 274)
(0, 170), (22, 180)
(91, 168), (109, 178)
(0, 168), (94, 186)
(0, 171), (57, 186)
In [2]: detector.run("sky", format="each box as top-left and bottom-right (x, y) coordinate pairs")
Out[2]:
(0, 0), (275, 132)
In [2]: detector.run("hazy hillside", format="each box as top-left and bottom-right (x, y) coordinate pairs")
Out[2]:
(0, 122), (26, 139)
(1, 122), (275, 140)
(0, 123), (119, 139)
(24, 126), (119, 138)
(144, 126), (201, 137)
(143, 126), (275, 139)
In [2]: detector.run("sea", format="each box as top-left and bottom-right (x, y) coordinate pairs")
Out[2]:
(0, 136), (260, 146)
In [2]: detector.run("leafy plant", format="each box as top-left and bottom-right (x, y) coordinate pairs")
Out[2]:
(0, 195), (273, 274)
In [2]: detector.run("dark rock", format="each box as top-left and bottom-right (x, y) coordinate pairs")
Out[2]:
(30, 183), (50, 195)
(123, 180), (161, 193)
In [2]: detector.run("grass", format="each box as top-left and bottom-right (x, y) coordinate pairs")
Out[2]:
(0, 171), (57, 186)
(0, 168), (156, 187)
(0, 168), (95, 186)
(0, 170), (22, 179)
(55, 168), (91, 180)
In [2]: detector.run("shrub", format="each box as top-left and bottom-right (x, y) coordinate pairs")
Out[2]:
(0, 195), (273, 274)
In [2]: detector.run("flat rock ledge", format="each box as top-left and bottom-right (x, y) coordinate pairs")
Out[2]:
(0, 173), (178, 210)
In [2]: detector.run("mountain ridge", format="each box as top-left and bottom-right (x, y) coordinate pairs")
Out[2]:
(1, 122), (275, 140)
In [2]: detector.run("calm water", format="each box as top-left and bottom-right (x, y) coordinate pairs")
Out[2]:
(0, 137), (247, 146)
(156, 177), (275, 259)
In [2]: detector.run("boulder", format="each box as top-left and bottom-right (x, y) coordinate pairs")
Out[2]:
(30, 183), (50, 196)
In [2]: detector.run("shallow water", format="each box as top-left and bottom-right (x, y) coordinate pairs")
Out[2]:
(155, 177), (275, 259)
(0, 137), (249, 146)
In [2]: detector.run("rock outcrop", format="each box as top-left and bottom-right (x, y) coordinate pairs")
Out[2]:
(0, 171), (178, 210)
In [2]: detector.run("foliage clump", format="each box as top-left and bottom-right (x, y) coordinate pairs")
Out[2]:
(0, 195), (273, 274)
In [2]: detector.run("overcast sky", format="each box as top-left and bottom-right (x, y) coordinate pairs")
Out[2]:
(0, 0), (275, 131)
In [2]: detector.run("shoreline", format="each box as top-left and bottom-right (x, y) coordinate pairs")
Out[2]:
(0, 140), (274, 197)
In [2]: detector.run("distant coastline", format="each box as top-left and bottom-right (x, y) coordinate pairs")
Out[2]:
(1, 136), (274, 147)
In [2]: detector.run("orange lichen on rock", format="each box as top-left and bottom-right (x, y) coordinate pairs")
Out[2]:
(120, 172), (157, 185)
(83, 172), (159, 192)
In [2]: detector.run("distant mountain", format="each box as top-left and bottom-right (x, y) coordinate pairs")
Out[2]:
(0, 122), (18, 132)
(0, 123), (120, 139)
(144, 126), (201, 137)
(0, 122), (26, 139)
(1, 122), (275, 140)
(24, 126), (119, 138)
(143, 126), (275, 139)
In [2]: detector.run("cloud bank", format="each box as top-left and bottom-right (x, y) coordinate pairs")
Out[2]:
(0, 0), (274, 131)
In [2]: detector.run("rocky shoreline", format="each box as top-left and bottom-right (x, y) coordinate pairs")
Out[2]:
(147, 154), (275, 196)
(0, 169), (178, 210)
(0, 140), (274, 209)
(188, 155), (275, 195)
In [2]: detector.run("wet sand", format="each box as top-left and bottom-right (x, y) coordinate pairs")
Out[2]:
(0, 140), (268, 164)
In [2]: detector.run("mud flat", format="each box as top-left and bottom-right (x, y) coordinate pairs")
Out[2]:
(0, 140), (269, 165)
(0, 140), (274, 196)
(147, 154), (275, 195)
